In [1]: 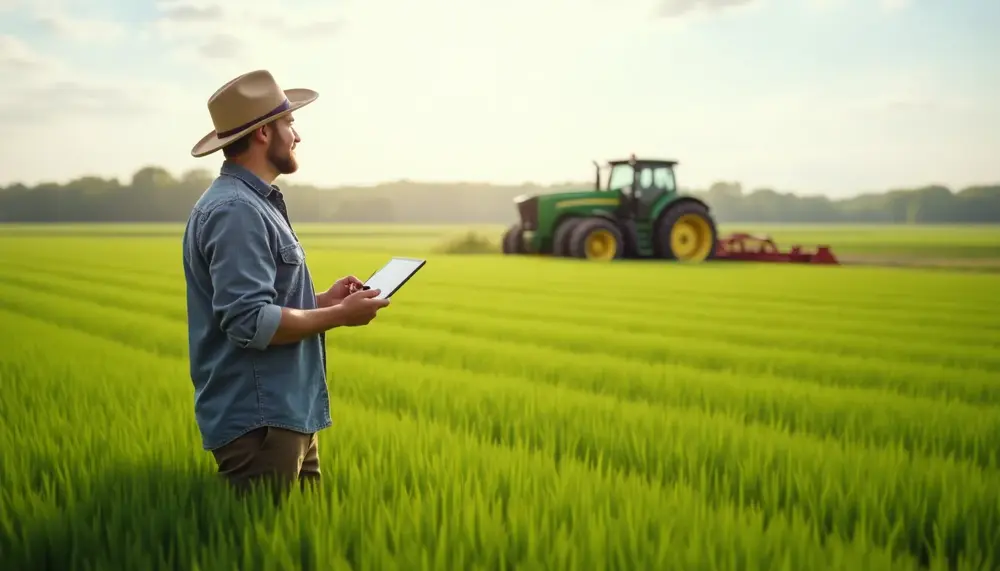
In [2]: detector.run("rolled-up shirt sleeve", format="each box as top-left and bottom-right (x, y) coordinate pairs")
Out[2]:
(199, 198), (282, 350)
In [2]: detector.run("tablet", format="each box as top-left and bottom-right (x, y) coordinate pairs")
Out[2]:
(362, 257), (426, 300)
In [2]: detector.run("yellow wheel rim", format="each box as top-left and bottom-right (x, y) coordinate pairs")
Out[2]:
(669, 213), (713, 262)
(584, 229), (618, 260)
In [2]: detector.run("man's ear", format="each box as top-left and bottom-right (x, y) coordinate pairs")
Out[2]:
(252, 124), (270, 144)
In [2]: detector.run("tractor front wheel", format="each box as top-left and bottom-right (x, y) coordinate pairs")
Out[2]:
(502, 222), (525, 254)
(654, 202), (718, 262)
(568, 217), (624, 261)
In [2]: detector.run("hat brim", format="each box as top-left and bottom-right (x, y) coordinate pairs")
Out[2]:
(190, 88), (319, 158)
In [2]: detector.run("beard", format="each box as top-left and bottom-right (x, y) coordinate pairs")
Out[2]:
(266, 136), (298, 175)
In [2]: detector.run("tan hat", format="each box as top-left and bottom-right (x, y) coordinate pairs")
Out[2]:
(190, 69), (318, 158)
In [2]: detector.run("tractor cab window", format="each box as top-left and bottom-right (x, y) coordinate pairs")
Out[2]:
(638, 167), (654, 190)
(652, 166), (676, 192)
(607, 164), (635, 192)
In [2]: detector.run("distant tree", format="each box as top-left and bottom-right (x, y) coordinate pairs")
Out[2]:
(0, 166), (997, 224)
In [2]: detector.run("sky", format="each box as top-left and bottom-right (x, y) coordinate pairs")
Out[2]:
(0, 0), (997, 197)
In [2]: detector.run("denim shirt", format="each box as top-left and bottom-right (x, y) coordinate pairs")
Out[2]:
(181, 161), (331, 450)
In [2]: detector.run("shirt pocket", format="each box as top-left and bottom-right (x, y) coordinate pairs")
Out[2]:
(275, 242), (305, 297)
(279, 242), (304, 265)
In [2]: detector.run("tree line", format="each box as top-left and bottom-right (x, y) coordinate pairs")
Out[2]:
(1, 165), (998, 224)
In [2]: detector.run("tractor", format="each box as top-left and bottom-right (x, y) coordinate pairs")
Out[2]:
(501, 155), (718, 262)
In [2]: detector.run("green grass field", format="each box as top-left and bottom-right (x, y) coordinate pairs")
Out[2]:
(1, 223), (999, 570)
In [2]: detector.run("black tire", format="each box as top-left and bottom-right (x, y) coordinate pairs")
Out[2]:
(502, 222), (525, 254)
(567, 217), (625, 261)
(552, 217), (583, 256)
(653, 202), (718, 262)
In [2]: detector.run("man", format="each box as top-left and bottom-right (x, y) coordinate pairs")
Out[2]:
(181, 69), (390, 494)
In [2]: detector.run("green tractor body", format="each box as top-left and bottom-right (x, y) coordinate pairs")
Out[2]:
(503, 156), (719, 262)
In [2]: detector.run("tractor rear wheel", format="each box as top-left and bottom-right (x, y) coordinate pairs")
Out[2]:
(568, 217), (624, 261)
(654, 202), (718, 262)
(552, 217), (582, 256)
(502, 222), (525, 254)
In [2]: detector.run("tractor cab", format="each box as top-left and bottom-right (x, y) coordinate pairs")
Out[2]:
(597, 155), (679, 222)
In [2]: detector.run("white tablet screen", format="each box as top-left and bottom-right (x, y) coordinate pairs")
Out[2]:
(363, 258), (425, 299)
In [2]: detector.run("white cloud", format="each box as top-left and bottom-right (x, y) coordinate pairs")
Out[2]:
(0, 35), (59, 73)
(152, 0), (345, 70)
(30, 8), (127, 44)
(806, 0), (847, 11)
(156, 3), (222, 23)
(742, 66), (974, 125)
(0, 41), (207, 186)
(655, 0), (757, 18)
(880, 0), (910, 12)
(0, 31), (195, 126)
(808, 0), (912, 13)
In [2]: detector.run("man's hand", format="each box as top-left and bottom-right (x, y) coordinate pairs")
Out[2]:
(270, 287), (389, 346)
(317, 275), (364, 308)
(332, 288), (391, 326)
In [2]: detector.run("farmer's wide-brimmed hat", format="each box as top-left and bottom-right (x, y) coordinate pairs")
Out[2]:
(190, 69), (318, 158)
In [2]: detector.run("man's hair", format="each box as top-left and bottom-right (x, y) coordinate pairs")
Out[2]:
(222, 133), (252, 159)
(222, 123), (273, 159)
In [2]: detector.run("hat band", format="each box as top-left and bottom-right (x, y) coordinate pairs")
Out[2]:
(216, 98), (291, 139)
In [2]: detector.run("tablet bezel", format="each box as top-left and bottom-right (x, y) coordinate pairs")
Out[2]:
(362, 257), (426, 299)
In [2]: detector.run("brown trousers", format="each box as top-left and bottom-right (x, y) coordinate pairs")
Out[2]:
(211, 425), (320, 495)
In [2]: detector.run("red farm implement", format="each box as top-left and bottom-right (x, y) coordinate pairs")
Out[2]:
(713, 232), (840, 265)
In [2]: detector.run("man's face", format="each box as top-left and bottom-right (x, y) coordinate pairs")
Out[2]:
(265, 115), (301, 175)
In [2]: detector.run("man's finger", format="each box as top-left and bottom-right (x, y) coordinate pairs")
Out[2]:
(349, 288), (381, 299)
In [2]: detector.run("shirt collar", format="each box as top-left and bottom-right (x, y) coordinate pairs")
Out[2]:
(220, 160), (281, 199)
